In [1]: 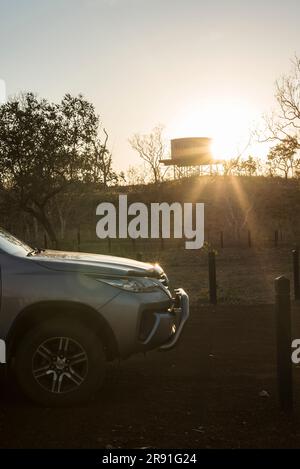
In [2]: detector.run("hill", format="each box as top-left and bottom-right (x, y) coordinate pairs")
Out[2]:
(2, 175), (300, 249)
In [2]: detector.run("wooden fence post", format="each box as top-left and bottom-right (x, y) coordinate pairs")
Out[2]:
(275, 275), (293, 412)
(208, 251), (217, 305)
(292, 249), (300, 300)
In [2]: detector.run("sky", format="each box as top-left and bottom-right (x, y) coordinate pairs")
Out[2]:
(0, 0), (300, 170)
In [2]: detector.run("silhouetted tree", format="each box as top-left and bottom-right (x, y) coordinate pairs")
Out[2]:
(223, 156), (241, 176)
(223, 155), (259, 176)
(86, 128), (119, 187)
(0, 92), (110, 246)
(267, 136), (299, 178)
(126, 164), (151, 185)
(241, 156), (259, 176)
(263, 56), (300, 146)
(129, 125), (168, 183)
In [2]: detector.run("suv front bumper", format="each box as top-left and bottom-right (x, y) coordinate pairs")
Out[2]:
(160, 288), (189, 350)
(139, 288), (189, 351)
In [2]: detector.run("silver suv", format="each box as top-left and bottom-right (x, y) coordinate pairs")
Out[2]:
(0, 228), (189, 405)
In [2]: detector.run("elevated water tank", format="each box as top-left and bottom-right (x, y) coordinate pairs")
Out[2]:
(161, 137), (214, 167)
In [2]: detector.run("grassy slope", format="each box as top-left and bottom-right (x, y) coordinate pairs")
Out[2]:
(78, 175), (300, 246)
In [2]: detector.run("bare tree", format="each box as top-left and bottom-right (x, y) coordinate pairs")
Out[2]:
(89, 129), (119, 187)
(262, 55), (300, 144)
(129, 125), (168, 183)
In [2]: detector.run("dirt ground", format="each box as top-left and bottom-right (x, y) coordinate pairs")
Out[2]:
(1, 303), (300, 449)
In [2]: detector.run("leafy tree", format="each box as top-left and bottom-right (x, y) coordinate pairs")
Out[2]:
(223, 155), (259, 176)
(0, 92), (110, 246)
(267, 136), (299, 178)
(241, 156), (259, 176)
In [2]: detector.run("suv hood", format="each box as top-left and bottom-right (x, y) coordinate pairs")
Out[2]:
(30, 250), (164, 278)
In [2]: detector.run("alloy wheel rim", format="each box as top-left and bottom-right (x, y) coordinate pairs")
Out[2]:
(32, 336), (88, 394)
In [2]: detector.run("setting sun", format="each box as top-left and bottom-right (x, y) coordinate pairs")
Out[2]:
(167, 99), (258, 161)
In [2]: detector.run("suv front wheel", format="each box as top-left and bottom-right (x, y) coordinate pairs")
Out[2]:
(13, 318), (106, 406)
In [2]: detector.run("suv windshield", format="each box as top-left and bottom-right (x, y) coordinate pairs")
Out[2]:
(0, 227), (32, 256)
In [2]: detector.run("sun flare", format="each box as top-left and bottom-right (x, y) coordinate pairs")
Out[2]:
(167, 99), (258, 161)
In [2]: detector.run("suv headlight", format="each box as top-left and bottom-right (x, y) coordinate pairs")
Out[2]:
(97, 277), (161, 292)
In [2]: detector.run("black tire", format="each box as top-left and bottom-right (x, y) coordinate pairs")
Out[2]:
(13, 318), (106, 406)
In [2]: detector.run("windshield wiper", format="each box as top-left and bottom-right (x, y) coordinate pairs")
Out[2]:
(27, 247), (45, 257)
